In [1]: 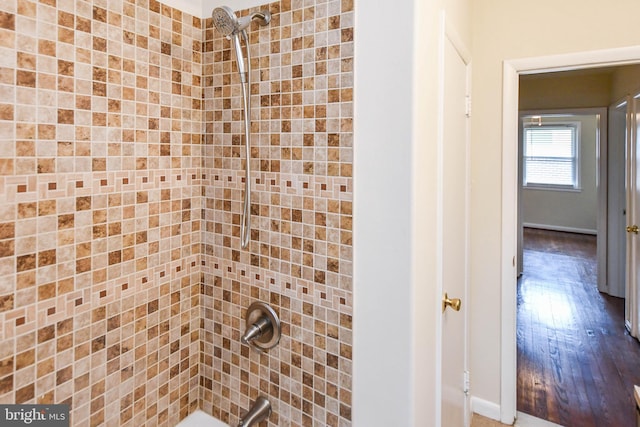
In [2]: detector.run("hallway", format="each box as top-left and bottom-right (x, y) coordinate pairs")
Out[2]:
(517, 228), (640, 426)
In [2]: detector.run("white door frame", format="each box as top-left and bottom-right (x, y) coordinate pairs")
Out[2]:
(609, 98), (630, 300)
(500, 46), (640, 424)
(627, 95), (640, 338)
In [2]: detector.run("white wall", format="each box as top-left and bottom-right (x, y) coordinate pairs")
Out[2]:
(160, 0), (203, 17)
(471, 0), (640, 413)
(201, 0), (270, 17)
(159, 0), (271, 19)
(354, 0), (470, 425)
(521, 114), (599, 233)
(354, 0), (436, 424)
(353, 0), (418, 423)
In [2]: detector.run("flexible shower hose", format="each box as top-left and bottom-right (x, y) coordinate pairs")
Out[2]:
(239, 30), (251, 249)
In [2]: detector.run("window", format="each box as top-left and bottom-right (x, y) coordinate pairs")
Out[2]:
(523, 122), (580, 189)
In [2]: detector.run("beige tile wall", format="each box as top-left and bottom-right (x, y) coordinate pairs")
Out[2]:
(0, 0), (353, 424)
(200, 0), (353, 425)
(0, 0), (203, 425)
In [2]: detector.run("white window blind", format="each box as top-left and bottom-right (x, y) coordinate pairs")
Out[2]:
(523, 124), (578, 188)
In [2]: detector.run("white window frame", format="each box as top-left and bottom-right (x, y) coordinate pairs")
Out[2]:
(522, 120), (581, 191)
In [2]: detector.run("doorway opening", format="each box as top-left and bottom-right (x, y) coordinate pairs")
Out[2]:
(500, 47), (640, 425)
(514, 99), (639, 424)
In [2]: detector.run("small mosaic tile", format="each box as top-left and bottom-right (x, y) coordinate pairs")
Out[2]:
(200, 1), (352, 425)
(0, 0), (352, 425)
(0, 0), (203, 424)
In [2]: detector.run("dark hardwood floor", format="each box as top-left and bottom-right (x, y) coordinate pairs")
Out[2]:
(517, 228), (640, 427)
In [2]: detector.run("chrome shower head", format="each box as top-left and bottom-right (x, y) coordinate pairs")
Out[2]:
(212, 6), (237, 37)
(212, 5), (271, 38)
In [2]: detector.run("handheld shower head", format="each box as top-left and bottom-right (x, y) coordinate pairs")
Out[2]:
(212, 6), (271, 38)
(212, 7), (248, 80)
(212, 5), (272, 83)
(212, 6), (237, 37)
(211, 5), (271, 250)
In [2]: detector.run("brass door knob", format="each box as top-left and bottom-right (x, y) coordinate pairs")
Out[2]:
(442, 293), (462, 312)
(627, 225), (639, 234)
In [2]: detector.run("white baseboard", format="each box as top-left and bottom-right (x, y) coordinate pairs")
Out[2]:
(470, 396), (501, 421)
(523, 223), (597, 235)
(470, 397), (563, 426)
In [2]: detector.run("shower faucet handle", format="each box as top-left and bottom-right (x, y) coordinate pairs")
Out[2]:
(241, 315), (272, 345)
(242, 302), (281, 351)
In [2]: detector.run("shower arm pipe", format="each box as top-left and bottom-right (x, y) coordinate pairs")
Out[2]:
(239, 29), (251, 249)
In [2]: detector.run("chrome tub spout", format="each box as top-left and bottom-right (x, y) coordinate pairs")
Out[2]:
(238, 396), (271, 427)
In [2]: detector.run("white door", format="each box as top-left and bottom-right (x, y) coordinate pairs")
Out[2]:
(608, 101), (627, 300)
(626, 96), (640, 337)
(439, 17), (471, 427)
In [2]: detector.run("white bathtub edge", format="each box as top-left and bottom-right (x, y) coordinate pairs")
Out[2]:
(175, 409), (229, 427)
